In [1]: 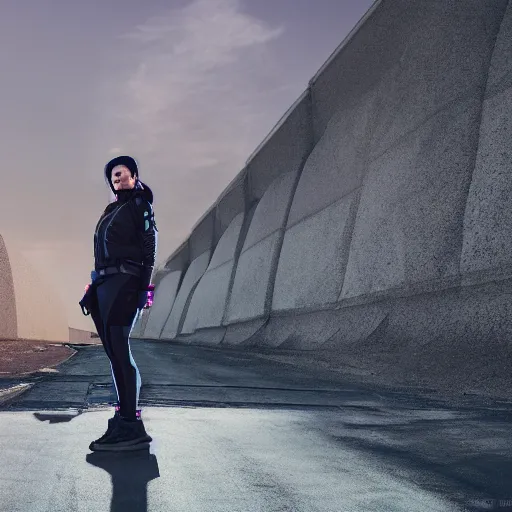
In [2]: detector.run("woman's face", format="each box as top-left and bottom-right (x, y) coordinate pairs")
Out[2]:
(111, 165), (136, 190)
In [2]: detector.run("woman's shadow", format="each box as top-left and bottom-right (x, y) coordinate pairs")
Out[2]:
(86, 448), (160, 512)
(34, 411), (160, 511)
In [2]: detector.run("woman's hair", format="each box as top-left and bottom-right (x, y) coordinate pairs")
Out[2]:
(135, 179), (154, 204)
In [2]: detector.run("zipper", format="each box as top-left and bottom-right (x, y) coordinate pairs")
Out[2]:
(103, 202), (129, 259)
(94, 209), (117, 264)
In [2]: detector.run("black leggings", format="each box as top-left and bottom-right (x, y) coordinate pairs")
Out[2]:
(89, 273), (142, 420)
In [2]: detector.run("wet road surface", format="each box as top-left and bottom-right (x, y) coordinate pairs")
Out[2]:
(0, 339), (511, 512)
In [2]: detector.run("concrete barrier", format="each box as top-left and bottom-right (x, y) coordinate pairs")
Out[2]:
(68, 327), (96, 344)
(160, 209), (215, 340)
(461, 0), (512, 278)
(0, 233), (69, 342)
(140, 270), (183, 339)
(140, 0), (512, 397)
(182, 212), (244, 334)
(225, 92), (313, 330)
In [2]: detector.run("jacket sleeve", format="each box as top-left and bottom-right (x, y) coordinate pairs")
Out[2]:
(133, 198), (157, 290)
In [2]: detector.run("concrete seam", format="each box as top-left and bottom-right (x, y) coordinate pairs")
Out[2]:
(210, 174), (248, 272)
(286, 189), (359, 232)
(158, 269), (187, 339)
(240, 316), (271, 348)
(309, 0), (383, 142)
(369, 84), (486, 167)
(484, 67), (512, 100)
(317, 325), (344, 350)
(458, 0), (510, 274)
(271, 267), (512, 319)
(237, 227), (280, 257)
(483, 0), (511, 101)
(336, 186), (364, 301)
(286, 85), (486, 235)
(246, 90), (310, 166)
(309, 0), (383, 87)
(265, 99), (314, 315)
(224, 312), (267, 327)
(176, 278), (202, 338)
(337, 94), (381, 301)
(221, 197), (257, 326)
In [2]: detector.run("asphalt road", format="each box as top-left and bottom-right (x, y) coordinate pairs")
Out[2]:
(0, 339), (511, 512)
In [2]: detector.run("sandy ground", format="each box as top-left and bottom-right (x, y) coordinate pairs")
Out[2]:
(0, 339), (78, 377)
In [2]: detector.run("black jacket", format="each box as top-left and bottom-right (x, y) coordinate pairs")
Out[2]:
(93, 184), (157, 290)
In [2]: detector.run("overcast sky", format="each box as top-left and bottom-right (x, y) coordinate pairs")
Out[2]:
(0, 0), (374, 330)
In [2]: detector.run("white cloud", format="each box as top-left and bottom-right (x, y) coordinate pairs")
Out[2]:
(113, 0), (284, 162)
(98, 0), (288, 264)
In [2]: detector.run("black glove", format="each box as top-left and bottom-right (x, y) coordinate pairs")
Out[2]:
(137, 291), (148, 310)
(79, 284), (94, 316)
(140, 266), (153, 292)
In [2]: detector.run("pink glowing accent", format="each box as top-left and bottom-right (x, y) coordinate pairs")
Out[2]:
(85, 284), (90, 293)
(144, 284), (155, 308)
(113, 406), (141, 418)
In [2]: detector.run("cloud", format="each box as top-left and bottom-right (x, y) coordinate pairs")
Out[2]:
(113, 0), (284, 162)
(98, 0), (288, 263)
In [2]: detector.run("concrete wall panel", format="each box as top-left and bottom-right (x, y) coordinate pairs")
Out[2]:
(287, 94), (376, 228)
(461, 2), (512, 275)
(310, 0), (506, 143)
(366, 1), (505, 161)
(160, 250), (211, 339)
(176, 327), (226, 346)
(182, 213), (244, 332)
(243, 171), (299, 249)
(273, 194), (358, 311)
(246, 91), (312, 203)
(222, 318), (267, 346)
(225, 232), (280, 324)
(164, 241), (190, 272)
(341, 95), (481, 299)
(214, 174), (246, 245)
(189, 209), (215, 260)
(143, 270), (183, 339)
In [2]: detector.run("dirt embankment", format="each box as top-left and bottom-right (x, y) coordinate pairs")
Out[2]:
(0, 339), (77, 377)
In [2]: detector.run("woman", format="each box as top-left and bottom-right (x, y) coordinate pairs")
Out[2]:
(80, 155), (157, 452)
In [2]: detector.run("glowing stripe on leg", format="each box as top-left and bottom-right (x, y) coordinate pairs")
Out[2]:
(110, 359), (120, 404)
(127, 339), (142, 408)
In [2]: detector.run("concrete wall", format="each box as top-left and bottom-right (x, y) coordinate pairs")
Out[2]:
(160, 248), (212, 340)
(181, 212), (244, 334)
(69, 327), (95, 344)
(0, 233), (69, 342)
(141, 270), (183, 339)
(226, 91), (313, 327)
(139, 0), (512, 397)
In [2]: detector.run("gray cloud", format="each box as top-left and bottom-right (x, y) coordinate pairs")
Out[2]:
(105, 0), (285, 173)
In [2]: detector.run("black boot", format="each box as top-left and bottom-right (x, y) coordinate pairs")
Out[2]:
(90, 416), (152, 452)
(88, 409), (121, 451)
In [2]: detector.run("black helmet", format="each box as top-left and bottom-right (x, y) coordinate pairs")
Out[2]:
(104, 155), (154, 204)
(104, 155), (139, 194)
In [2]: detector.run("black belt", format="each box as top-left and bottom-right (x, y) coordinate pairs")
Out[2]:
(97, 262), (141, 277)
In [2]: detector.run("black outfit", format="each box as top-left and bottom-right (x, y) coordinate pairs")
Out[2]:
(82, 168), (157, 421)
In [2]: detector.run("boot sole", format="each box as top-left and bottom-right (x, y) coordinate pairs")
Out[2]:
(88, 417), (120, 450)
(90, 435), (153, 452)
